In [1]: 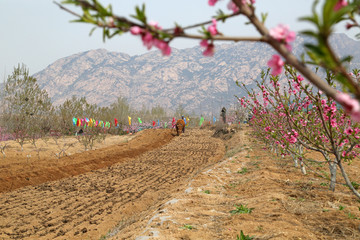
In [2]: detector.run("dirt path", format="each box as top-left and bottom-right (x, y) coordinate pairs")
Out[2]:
(0, 129), (225, 240)
(112, 126), (360, 240)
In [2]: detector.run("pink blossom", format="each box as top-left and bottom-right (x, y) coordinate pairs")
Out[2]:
(292, 129), (299, 137)
(288, 135), (297, 144)
(227, 1), (239, 13)
(200, 39), (208, 48)
(267, 54), (284, 76)
(141, 32), (154, 50)
(208, 19), (218, 36)
(345, 127), (353, 135)
(297, 75), (304, 82)
(130, 26), (143, 35)
(330, 118), (337, 128)
(355, 128), (360, 134)
(335, 93), (360, 121)
(330, 102), (337, 114)
(334, 0), (348, 11)
(208, 0), (218, 6)
(149, 21), (161, 30)
(269, 24), (296, 44)
(154, 39), (171, 56)
(200, 40), (215, 57)
(293, 83), (300, 91)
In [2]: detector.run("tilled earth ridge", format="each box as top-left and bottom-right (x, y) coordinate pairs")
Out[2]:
(0, 129), (225, 240)
(0, 129), (172, 193)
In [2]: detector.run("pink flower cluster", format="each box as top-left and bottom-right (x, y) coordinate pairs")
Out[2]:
(269, 24), (296, 50)
(130, 22), (171, 56)
(335, 93), (360, 122)
(200, 19), (219, 56)
(267, 55), (284, 76)
(267, 24), (296, 76)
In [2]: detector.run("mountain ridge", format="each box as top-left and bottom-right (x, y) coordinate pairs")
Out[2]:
(33, 33), (360, 114)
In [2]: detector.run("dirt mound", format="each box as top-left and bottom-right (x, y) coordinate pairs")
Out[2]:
(0, 128), (225, 240)
(0, 129), (174, 193)
(212, 125), (238, 140)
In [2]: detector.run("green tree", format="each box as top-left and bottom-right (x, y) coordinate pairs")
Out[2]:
(56, 95), (98, 135)
(1, 64), (53, 150)
(151, 105), (167, 120)
(109, 96), (131, 123)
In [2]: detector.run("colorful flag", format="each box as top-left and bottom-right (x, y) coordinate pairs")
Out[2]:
(199, 116), (205, 126)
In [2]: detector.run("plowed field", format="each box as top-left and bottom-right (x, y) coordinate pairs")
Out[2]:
(0, 128), (224, 239)
(1, 126), (360, 240)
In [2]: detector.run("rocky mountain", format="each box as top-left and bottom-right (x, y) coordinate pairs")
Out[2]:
(33, 33), (360, 115)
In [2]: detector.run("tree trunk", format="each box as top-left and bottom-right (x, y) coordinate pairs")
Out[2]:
(298, 145), (306, 174)
(324, 153), (337, 191)
(291, 153), (299, 168)
(338, 161), (360, 199)
(300, 159), (307, 175)
(329, 162), (337, 191)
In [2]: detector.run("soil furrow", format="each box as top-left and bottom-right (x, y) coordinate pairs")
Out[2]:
(0, 129), (225, 240)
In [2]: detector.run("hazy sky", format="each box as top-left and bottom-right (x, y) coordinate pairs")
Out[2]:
(1, 0), (358, 80)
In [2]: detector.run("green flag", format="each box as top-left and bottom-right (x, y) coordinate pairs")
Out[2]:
(199, 116), (204, 126)
(138, 117), (142, 124)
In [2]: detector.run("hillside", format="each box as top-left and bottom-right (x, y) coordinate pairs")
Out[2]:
(33, 33), (360, 114)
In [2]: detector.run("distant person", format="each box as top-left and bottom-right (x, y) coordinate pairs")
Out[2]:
(76, 128), (84, 136)
(181, 116), (186, 133)
(221, 107), (226, 123)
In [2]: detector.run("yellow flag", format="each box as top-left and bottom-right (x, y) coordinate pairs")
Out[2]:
(128, 116), (132, 125)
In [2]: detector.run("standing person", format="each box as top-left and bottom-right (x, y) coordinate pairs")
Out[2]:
(221, 107), (226, 124)
(181, 116), (186, 133)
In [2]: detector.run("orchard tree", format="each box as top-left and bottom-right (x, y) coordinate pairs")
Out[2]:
(239, 66), (360, 198)
(56, 0), (360, 118)
(56, 95), (99, 135)
(108, 96), (132, 123)
(1, 64), (54, 150)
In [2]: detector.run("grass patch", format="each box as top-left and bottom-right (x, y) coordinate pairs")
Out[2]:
(181, 224), (195, 230)
(230, 204), (254, 215)
(237, 168), (248, 174)
(236, 230), (254, 240)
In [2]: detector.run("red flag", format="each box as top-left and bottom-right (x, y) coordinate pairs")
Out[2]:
(114, 118), (118, 126)
(152, 121), (156, 127)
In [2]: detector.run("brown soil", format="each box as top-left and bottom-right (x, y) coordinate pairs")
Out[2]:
(0, 129), (174, 193)
(1, 126), (360, 240)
